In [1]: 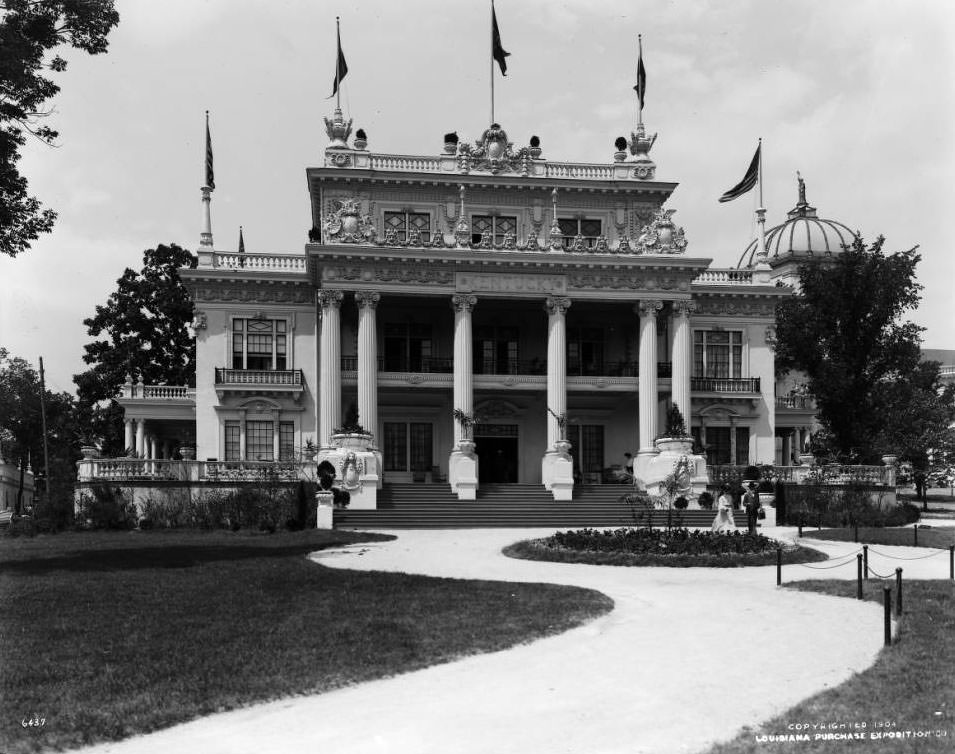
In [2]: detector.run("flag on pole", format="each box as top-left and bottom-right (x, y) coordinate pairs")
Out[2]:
(330, 21), (348, 97)
(238, 226), (245, 254)
(204, 111), (214, 190)
(719, 143), (761, 203)
(633, 40), (647, 111)
(492, 3), (510, 76)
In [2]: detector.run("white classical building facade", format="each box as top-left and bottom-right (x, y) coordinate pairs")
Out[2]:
(108, 104), (797, 507)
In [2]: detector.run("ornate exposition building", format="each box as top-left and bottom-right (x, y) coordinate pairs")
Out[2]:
(110, 100), (855, 510)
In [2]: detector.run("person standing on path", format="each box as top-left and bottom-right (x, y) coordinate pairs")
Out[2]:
(743, 482), (760, 534)
(711, 484), (736, 532)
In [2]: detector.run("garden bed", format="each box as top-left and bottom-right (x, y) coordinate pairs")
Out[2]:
(504, 527), (828, 568)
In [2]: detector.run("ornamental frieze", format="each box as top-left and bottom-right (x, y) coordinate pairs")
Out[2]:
(189, 283), (313, 305)
(693, 299), (775, 317)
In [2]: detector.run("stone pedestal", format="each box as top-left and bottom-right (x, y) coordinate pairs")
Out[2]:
(449, 440), (478, 500)
(317, 446), (379, 509)
(315, 491), (334, 529)
(635, 437), (708, 504)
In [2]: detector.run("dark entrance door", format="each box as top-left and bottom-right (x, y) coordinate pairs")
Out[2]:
(476, 437), (519, 483)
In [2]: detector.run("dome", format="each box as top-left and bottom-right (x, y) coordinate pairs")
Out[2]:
(737, 175), (857, 268)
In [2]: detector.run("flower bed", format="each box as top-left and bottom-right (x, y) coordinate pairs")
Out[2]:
(504, 527), (828, 568)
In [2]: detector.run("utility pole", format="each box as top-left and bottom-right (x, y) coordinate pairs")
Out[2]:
(38, 357), (51, 513)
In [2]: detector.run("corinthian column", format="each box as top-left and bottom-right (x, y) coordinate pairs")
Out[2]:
(355, 291), (381, 442)
(317, 290), (344, 447)
(545, 296), (571, 448)
(637, 299), (663, 453)
(670, 300), (696, 432)
(451, 294), (477, 446)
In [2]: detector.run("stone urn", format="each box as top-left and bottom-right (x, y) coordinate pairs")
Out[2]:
(798, 453), (815, 466)
(553, 439), (572, 456)
(80, 445), (100, 460)
(179, 445), (196, 461)
(654, 437), (694, 454)
(881, 454), (898, 467)
(331, 432), (374, 451)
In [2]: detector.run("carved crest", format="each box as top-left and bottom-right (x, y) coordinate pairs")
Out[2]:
(637, 209), (688, 255)
(458, 124), (529, 175)
(323, 197), (376, 244)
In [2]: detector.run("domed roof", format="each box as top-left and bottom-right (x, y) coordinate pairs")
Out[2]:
(737, 175), (857, 268)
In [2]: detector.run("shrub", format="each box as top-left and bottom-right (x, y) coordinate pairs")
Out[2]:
(673, 496), (689, 510)
(697, 491), (714, 509)
(549, 527), (779, 557)
(76, 485), (137, 530)
(7, 516), (37, 537)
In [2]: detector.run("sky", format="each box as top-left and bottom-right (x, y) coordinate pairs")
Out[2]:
(1, 0), (953, 395)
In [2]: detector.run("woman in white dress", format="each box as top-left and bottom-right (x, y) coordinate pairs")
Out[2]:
(711, 485), (736, 532)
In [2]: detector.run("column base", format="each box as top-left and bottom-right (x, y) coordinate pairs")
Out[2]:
(449, 442), (478, 501)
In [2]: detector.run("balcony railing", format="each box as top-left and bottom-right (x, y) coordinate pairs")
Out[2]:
(342, 357), (673, 378)
(215, 369), (304, 385)
(691, 377), (761, 393)
(776, 394), (816, 410)
(79, 458), (308, 483)
(117, 382), (195, 401)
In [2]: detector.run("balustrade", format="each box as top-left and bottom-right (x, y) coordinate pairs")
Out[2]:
(691, 377), (761, 393)
(215, 368), (303, 385)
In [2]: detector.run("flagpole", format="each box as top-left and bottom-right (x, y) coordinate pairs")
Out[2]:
(756, 137), (768, 259)
(637, 34), (644, 127)
(335, 16), (341, 112)
(490, 1), (495, 124)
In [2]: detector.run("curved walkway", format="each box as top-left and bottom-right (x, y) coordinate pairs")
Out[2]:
(72, 526), (950, 754)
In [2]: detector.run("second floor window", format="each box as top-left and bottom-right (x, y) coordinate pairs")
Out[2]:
(472, 215), (517, 245)
(558, 217), (603, 249)
(568, 326), (605, 376)
(384, 323), (433, 372)
(694, 330), (742, 378)
(232, 319), (287, 370)
(474, 325), (519, 374)
(384, 211), (431, 244)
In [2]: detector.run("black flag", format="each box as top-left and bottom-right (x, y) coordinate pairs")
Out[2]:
(719, 143), (761, 203)
(633, 46), (646, 110)
(492, 4), (510, 76)
(330, 23), (348, 97)
(204, 112), (214, 190)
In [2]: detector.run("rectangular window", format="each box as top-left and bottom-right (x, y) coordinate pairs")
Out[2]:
(736, 427), (750, 466)
(384, 423), (408, 471)
(705, 427), (732, 466)
(694, 331), (743, 378)
(231, 318), (288, 371)
(568, 326), (604, 376)
(225, 421), (240, 461)
(471, 215), (517, 246)
(384, 211), (431, 244)
(558, 217), (603, 249)
(410, 423), (433, 472)
(383, 323), (433, 372)
(566, 425), (605, 476)
(474, 325), (519, 374)
(246, 420), (273, 461)
(279, 422), (295, 461)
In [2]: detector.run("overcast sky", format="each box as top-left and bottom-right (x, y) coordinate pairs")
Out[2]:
(1, 0), (953, 394)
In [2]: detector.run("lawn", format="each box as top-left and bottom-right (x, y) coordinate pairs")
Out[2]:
(0, 529), (613, 753)
(805, 526), (955, 550)
(707, 579), (955, 753)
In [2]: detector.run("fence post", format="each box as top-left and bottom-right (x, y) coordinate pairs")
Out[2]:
(854, 523), (859, 542)
(797, 523), (803, 538)
(776, 547), (782, 586)
(863, 545), (869, 580)
(895, 568), (903, 616)
(883, 586), (892, 646)
(857, 554), (863, 599)
(914, 525), (918, 547)
(950, 545), (954, 581)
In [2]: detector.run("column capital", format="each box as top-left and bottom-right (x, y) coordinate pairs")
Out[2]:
(355, 291), (381, 310)
(451, 293), (478, 312)
(672, 299), (697, 317)
(544, 296), (572, 316)
(635, 299), (664, 317)
(316, 289), (344, 309)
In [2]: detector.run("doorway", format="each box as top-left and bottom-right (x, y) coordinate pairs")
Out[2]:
(475, 436), (519, 483)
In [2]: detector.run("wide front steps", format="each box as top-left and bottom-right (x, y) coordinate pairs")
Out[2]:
(333, 483), (741, 529)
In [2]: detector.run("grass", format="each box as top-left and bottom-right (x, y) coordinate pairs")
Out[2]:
(707, 578), (955, 753)
(0, 529), (613, 754)
(805, 526), (955, 549)
(503, 536), (829, 568)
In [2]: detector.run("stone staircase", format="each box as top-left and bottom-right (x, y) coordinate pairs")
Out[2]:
(333, 483), (734, 529)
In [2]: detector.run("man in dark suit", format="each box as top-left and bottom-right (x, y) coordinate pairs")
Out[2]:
(743, 482), (760, 534)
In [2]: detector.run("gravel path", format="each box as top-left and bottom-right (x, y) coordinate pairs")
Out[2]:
(70, 526), (946, 754)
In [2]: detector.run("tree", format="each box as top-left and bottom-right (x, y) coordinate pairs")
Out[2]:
(0, 0), (120, 257)
(775, 236), (925, 463)
(74, 243), (197, 454)
(0, 348), (78, 520)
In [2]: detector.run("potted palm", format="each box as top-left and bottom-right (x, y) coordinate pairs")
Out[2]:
(331, 403), (374, 451)
(654, 403), (693, 454)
